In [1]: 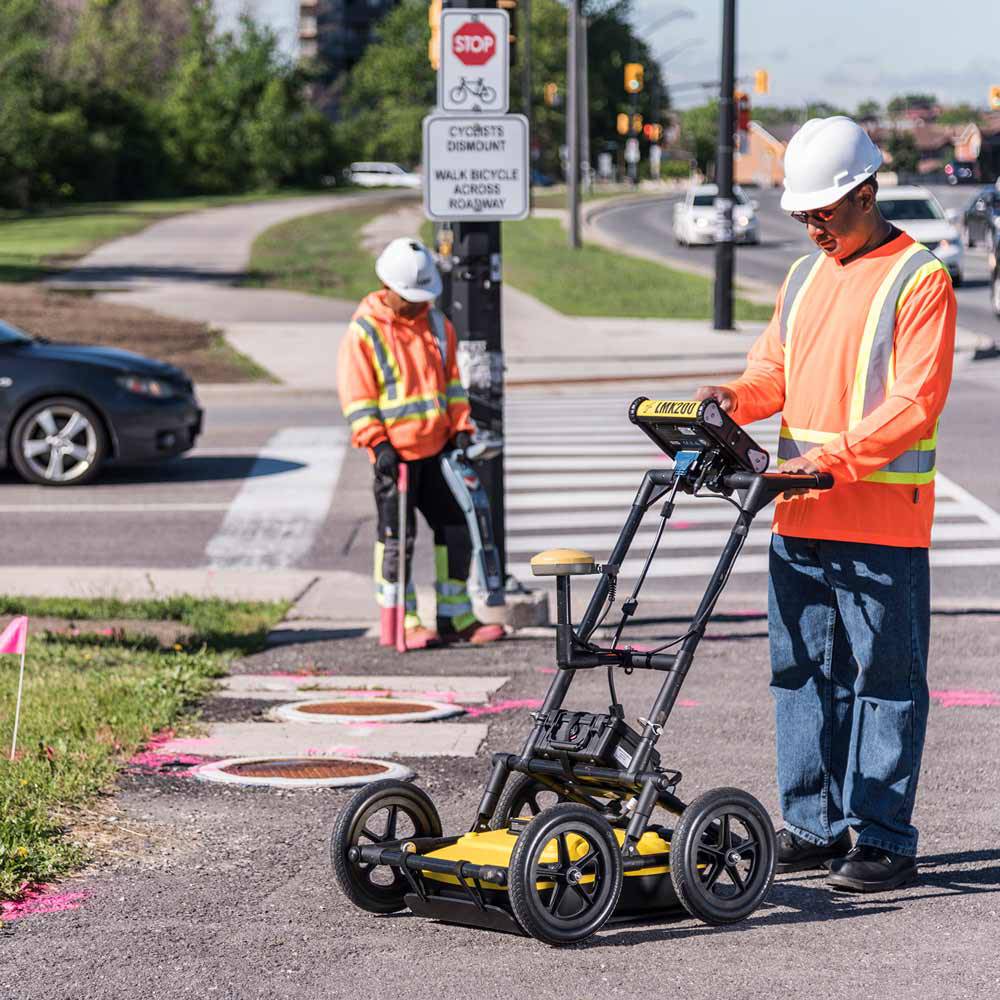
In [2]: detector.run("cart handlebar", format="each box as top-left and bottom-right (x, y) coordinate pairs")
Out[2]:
(722, 470), (834, 493)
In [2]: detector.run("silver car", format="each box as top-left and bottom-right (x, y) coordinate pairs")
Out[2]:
(673, 183), (760, 246)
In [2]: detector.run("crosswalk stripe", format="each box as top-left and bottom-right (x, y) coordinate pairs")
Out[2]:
(502, 392), (1000, 581)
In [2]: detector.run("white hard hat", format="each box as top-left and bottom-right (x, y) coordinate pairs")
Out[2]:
(375, 238), (442, 303)
(780, 116), (883, 213)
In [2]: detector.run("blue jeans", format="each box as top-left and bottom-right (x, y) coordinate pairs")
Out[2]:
(768, 533), (930, 857)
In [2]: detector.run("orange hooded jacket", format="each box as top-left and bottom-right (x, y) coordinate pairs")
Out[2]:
(337, 290), (475, 461)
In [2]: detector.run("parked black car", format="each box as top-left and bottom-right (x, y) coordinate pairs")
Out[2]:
(0, 320), (202, 485)
(962, 186), (1000, 247)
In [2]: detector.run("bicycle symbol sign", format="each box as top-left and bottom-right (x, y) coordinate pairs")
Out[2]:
(438, 9), (509, 115)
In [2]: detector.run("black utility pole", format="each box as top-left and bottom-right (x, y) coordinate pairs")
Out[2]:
(713, 0), (735, 330)
(567, 0), (580, 246)
(439, 0), (508, 582)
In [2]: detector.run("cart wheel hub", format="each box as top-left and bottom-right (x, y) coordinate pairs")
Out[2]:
(566, 866), (584, 884)
(726, 849), (743, 865)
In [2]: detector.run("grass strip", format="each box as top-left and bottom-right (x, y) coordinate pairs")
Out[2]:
(0, 596), (288, 901)
(245, 202), (390, 302)
(0, 190), (331, 284)
(500, 218), (772, 320)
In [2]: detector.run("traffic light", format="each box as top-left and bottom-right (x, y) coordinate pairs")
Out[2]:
(624, 63), (644, 94)
(991, 85), (1000, 111)
(754, 69), (769, 95)
(616, 113), (629, 136)
(643, 123), (663, 142)
(735, 91), (750, 134)
(631, 113), (643, 133)
(544, 82), (559, 107)
(428, 0), (441, 70)
(498, 0), (517, 63)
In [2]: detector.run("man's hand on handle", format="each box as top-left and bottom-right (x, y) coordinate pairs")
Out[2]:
(694, 385), (737, 414)
(373, 441), (399, 478)
(779, 456), (822, 499)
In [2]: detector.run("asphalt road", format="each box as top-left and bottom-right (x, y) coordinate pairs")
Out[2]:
(591, 182), (999, 339)
(3, 613), (998, 999)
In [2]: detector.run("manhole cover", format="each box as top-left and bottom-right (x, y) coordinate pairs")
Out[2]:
(195, 755), (413, 788)
(272, 697), (465, 724)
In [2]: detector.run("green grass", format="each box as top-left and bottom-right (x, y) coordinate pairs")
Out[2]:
(0, 596), (289, 901)
(0, 190), (333, 284)
(245, 202), (392, 302)
(529, 188), (633, 210)
(420, 216), (771, 321)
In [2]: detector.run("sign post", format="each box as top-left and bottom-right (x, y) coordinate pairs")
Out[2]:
(428, 2), (529, 590)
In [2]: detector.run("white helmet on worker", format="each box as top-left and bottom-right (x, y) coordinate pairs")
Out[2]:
(376, 238), (442, 303)
(780, 116), (883, 213)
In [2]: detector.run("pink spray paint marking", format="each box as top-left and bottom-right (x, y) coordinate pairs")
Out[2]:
(1, 883), (88, 921)
(931, 689), (1000, 708)
(465, 699), (543, 718)
(537, 667), (557, 675)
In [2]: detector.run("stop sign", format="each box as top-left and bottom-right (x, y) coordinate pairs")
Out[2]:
(452, 21), (496, 66)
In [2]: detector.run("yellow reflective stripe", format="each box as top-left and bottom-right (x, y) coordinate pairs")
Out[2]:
(895, 259), (947, 316)
(354, 317), (403, 400)
(780, 425), (836, 444)
(863, 469), (937, 485)
(848, 241), (925, 426)
(783, 254), (825, 386)
(345, 397), (379, 417)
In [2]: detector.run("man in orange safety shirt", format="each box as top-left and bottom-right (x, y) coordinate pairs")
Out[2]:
(338, 238), (504, 649)
(697, 117), (955, 892)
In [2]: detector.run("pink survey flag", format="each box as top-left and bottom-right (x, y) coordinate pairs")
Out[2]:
(0, 616), (27, 655)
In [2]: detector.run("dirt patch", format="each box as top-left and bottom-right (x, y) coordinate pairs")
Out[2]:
(0, 284), (263, 382)
(295, 700), (440, 716)
(32, 616), (195, 646)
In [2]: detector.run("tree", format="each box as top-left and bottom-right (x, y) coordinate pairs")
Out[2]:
(855, 99), (880, 122)
(937, 103), (981, 125)
(886, 131), (919, 175)
(679, 101), (719, 175)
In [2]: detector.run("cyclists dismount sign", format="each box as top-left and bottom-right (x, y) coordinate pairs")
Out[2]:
(438, 9), (509, 115)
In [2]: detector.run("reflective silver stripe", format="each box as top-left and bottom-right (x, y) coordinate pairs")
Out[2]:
(778, 435), (934, 474)
(380, 395), (447, 421)
(862, 246), (940, 418)
(348, 405), (380, 425)
(881, 448), (936, 474)
(779, 252), (821, 346)
(446, 383), (467, 402)
(356, 317), (398, 401)
(429, 308), (448, 368)
(435, 581), (467, 597)
(436, 599), (473, 618)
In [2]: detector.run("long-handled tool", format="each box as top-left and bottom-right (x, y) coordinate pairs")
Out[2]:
(395, 461), (409, 653)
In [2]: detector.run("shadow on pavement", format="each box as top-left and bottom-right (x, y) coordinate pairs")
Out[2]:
(52, 265), (246, 285)
(266, 627), (369, 646)
(98, 456), (304, 484)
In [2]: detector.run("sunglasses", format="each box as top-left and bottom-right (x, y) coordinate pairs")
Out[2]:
(790, 191), (852, 226)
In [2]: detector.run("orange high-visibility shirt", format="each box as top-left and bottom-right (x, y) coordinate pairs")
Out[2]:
(337, 290), (475, 461)
(723, 231), (956, 548)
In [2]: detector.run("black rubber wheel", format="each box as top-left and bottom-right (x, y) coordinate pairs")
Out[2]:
(330, 779), (441, 914)
(11, 396), (108, 486)
(508, 803), (623, 946)
(670, 787), (776, 925)
(491, 774), (569, 829)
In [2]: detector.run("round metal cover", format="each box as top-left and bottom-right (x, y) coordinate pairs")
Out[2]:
(195, 755), (413, 788)
(272, 697), (464, 724)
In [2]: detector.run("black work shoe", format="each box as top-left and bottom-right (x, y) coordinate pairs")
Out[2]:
(826, 845), (917, 893)
(776, 828), (853, 874)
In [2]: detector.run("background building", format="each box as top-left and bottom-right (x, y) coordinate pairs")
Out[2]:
(299, 0), (399, 117)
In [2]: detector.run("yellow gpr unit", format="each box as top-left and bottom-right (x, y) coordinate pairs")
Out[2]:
(332, 398), (834, 945)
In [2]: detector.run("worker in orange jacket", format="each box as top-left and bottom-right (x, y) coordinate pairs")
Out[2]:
(697, 118), (955, 893)
(337, 238), (504, 648)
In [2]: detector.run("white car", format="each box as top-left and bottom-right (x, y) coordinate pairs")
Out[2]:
(673, 183), (760, 246)
(346, 162), (421, 189)
(875, 185), (963, 286)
